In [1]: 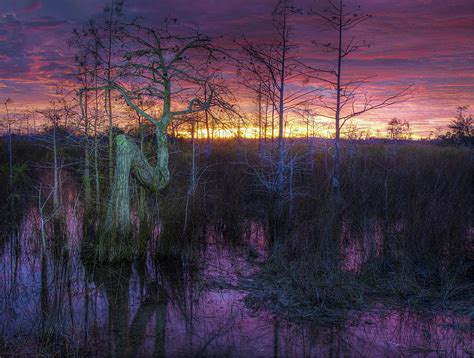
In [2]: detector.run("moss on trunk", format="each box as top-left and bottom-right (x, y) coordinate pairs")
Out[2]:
(105, 129), (170, 238)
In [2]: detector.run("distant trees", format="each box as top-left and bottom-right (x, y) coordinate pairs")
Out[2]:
(386, 117), (411, 140)
(237, 0), (297, 148)
(439, 106), (473, 145)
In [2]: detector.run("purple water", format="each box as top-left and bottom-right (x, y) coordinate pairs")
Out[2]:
(0, 173), (472, 357)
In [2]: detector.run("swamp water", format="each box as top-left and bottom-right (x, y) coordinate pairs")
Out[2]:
(0, 177), (472, 357)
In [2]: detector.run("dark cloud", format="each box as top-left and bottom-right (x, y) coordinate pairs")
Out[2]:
(0, 13), (29, 79)
(25, 16), (67, 30)
(39, 62), (69, 72)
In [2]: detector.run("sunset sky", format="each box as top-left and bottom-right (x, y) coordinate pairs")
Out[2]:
(0, 0), (473, 136)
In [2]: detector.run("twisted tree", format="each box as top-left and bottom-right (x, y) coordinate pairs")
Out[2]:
(79, 20), (218, 241)
(80, 81), (212, 236)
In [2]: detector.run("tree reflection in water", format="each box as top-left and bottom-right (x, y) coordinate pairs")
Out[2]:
(0, 172), (472, 356)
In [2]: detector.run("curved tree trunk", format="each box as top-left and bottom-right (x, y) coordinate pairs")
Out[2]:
(78, 80), (213, 260)
(106, 127), (170, 235)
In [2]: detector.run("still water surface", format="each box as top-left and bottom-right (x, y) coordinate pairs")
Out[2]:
(0, 176), (472, 357)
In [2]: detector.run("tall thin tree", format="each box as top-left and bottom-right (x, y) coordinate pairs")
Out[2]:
(311, 0), (409, 193)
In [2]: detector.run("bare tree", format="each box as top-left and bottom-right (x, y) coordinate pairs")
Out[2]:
(237, 0), (324, 211)
(70, 0), (126, 187)
(103, 0), (125, 184)
(195, 68), (237, 155)
(440, 106), (473, 145)
(73, 59), (93, 205)
(36, 98), (75, 211)
(3, 97), (13, 186)
(386, 117), (411, 140)
(79, 20), (224, 240)
(37, 183), (61, 251)
(310, 0), (410, 193)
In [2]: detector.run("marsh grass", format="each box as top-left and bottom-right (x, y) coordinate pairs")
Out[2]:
(2, 136), (472, 319)
(246, 142), (473, 320)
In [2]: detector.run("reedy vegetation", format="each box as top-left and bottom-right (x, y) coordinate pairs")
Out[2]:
(0, 136), (472, 315)
(0, 0), (473, 317)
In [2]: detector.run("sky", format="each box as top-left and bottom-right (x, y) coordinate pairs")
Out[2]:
(0, 0), (473, 136)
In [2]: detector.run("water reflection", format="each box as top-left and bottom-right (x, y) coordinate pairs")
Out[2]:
(0, 174), (472, 357)
(340, 221), (383, 273)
